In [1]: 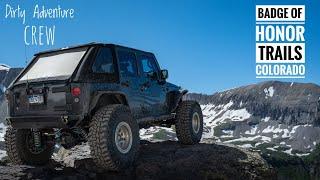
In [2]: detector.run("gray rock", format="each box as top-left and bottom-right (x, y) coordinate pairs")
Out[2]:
(0, 141), (276, 180)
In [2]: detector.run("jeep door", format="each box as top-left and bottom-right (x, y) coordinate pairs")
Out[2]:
(84, 46), (121, 112)
(136, 53), (167, 117)
(116, 49), (145, 119)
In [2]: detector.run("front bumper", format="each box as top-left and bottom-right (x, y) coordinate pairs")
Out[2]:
(7, 115), (82, 129)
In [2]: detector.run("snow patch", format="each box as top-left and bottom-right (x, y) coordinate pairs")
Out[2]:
(201, 101), (234, 127)
(222, 130), (233, 135)
(267, 147), (277, 151)
(225, 136), (259, 143)
(220, 108), (251, 122)
(261, 117), (270, 122)
(0, 123), (7, 141)
(296, 153), (310, 157)
(0, 64), (10, 71)
(261, 136), (272, 142)
(245, 125), (257, 135)
(283, 148), (293, 155)
(0, 84), (6, 93)
(221, 130), (234, 138)
(139, 126), (176, 141)
(238, 144), (253, 149)
(264, 86), (275, 98)
(0, 150), (7, 160)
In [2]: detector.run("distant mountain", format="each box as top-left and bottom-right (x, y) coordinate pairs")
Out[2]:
(0, 66), (9, 93)
(0, 67), (23, 124)
(0, 64), (10, 71)
(2, 68), (23, 88)
(185, 81), (320, 155)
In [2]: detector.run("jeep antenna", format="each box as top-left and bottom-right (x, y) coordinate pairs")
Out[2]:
(24, 44), (28, 65)
(24, 44), (30, 89)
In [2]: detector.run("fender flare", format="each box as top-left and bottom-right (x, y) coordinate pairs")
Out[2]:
(89, 91), (129, 114)
(171, 90), (188, 113)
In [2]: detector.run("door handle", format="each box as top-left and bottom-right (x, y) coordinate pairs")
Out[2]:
(121, 81), (130, 87)
(140, 86), (147, 91)
(140, 81), (150, 91)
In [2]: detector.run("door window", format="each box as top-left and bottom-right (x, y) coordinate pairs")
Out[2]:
(92, 47), (114, 73)
(117, 50), (138, 77)
(138, 55), (159, 77)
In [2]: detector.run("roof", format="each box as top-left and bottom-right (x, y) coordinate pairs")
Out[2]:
(35, 42), (154, 56)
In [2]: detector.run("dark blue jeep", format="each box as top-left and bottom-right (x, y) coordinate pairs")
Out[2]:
(5, 43), (203, 171)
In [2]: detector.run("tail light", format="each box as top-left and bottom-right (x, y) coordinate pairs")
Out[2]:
(71, 87), (81, 97)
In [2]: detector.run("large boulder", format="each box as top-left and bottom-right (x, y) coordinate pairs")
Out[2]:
(0, 141), (276, 180)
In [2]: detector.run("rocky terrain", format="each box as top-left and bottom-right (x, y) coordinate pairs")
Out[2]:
(0, 141), (275, 180)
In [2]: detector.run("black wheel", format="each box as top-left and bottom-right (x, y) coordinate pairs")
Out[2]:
(5, 128), (55, 165)
(175, 100), (203, 144)
(88, 104), (140, 171)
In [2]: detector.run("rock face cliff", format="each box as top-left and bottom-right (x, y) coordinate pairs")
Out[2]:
(185, 81), (320, 154)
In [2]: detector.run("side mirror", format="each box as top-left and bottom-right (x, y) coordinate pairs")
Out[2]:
(160, 69), (168, 80)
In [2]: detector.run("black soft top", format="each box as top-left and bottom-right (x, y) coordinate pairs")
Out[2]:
(35, 42), (155, 56)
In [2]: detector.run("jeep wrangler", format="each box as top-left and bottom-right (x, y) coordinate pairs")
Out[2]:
(4, 43), (203, 171)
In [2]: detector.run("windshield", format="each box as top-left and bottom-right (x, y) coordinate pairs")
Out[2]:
(19, 47), (87, 82)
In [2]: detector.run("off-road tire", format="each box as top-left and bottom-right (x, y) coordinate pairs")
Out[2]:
(5, 128), (54, 165)
(175, 100), (203, 144)
(88, 104), (140, 171)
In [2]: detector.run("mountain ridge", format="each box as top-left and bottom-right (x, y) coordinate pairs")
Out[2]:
(186, 81), (320, 125)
